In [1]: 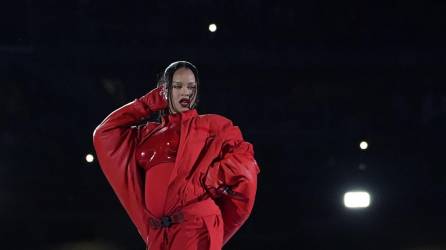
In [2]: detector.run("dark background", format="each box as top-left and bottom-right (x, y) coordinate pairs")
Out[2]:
(2, 1), (446, 249)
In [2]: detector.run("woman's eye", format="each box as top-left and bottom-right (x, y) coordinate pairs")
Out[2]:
(188, 86), (197, 89)
(173, 85), (181, 89)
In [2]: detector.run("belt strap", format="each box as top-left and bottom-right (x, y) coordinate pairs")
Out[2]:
(149, 212), (184, 229)
(147, 198), (220, 230)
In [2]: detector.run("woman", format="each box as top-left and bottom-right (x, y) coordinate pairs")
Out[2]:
(93, 61), (260, 250)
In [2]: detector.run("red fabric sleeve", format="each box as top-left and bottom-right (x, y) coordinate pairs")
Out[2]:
(92, 94), (158, 244)
(206, 116), (260, 245)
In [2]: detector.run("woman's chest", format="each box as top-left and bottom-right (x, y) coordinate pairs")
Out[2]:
(136, 123), (181, 169)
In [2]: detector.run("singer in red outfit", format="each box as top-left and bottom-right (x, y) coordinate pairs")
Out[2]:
(93, 61), (260, 250)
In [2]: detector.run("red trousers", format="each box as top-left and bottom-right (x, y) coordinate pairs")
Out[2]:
(144, 198), (223, 250)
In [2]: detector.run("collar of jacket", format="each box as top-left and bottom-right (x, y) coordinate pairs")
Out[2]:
(161, 109), (198, 123)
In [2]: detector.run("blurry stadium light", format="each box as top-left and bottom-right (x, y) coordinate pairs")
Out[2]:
(359, 141), (368, 150)
(209, 23), (217, 32)
(85, 154), (95, 163)
(343, 191), (371, 209)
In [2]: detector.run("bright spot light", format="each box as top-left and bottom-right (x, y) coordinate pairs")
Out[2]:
(209, 23), (217, 32)
(359, 141), (368, 150)
(343, 191), (371, 208)
(85, 154), (94, 163)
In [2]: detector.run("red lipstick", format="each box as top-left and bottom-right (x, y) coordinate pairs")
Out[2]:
(179, 98), (190, 107)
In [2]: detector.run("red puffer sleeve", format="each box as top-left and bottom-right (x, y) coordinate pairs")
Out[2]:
(205, 116), (260, 245)
(92, 87), (166, 244)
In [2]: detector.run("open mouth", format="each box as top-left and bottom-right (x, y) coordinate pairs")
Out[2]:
(179, 98), (190, 107)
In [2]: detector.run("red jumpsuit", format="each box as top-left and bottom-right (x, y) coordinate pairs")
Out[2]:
(93, 88), (260, 250)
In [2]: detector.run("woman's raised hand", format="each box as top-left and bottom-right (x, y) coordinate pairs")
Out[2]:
(139, 85), (169, 112)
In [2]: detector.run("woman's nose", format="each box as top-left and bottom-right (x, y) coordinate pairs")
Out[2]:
(181, 86), (192, 96)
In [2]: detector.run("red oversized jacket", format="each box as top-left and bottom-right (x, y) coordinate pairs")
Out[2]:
(93, 90), (260, 248)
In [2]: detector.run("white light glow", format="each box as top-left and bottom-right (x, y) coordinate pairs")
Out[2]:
(209, 23), (217, 32)
(343, 191), (371, 208)
(359, 141), (368, 150)
(85, 154), (94, 163)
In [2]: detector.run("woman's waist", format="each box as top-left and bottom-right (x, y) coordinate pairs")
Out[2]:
(145, 198), (221, 229)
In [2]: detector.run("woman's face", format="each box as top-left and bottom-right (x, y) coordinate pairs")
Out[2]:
(169, 67), (197, 114)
